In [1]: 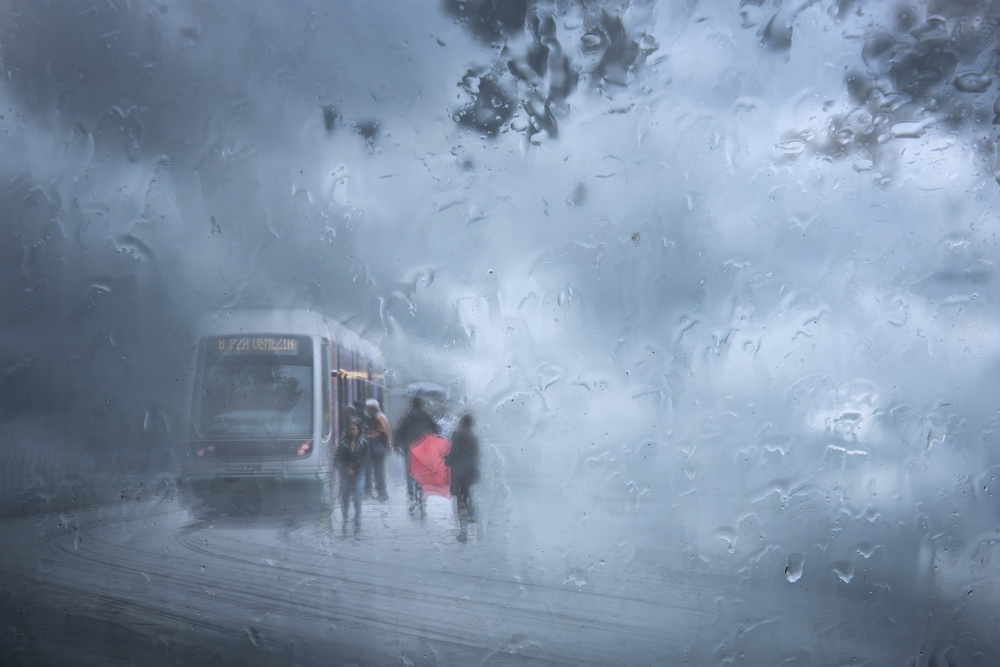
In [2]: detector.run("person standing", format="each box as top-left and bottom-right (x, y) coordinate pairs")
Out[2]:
(446, 413), (480, 542)
(365, 399), (392, 502)
(394, 397), (440, 514)
(335, 419), (368, 537)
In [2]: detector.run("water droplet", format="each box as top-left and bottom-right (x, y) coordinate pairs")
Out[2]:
(778, 138), (806, 154)
(890, 120), (932, 139)
(785, 554), (804, 582)
(836, 128), (855, 146)
(832, 561), (854, 583)
(955, 71), (993, 93)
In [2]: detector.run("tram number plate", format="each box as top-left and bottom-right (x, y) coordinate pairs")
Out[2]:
(238, 460), (263, 474)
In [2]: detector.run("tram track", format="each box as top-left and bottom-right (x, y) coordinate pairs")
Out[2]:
(2, 488), (728, 665)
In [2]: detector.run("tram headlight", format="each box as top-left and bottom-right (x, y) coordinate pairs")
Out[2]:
(297, 440), (312, 457)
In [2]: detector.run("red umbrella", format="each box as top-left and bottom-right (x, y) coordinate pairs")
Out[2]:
(409, 433), (452, 498)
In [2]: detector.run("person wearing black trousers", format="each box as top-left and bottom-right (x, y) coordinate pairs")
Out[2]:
(445, 413), (480, 542)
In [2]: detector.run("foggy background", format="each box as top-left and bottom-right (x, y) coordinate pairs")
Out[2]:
(3, 0), (1000, 664)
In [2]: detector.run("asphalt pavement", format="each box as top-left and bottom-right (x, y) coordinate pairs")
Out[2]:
(0, 455), (722, 667)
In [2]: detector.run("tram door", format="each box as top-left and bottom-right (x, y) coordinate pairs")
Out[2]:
(336, 343), (356, 436)
(321, 341), (333, 444)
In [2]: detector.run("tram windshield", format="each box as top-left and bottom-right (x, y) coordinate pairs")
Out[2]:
(192, 335), (314, 438)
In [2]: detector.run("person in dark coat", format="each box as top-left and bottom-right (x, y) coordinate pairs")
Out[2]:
(393, 397), (440, 514)
(445, 413), (480, 542)
(335, 419), (369, 537)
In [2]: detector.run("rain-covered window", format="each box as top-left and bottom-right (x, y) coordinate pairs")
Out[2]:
(2, 1), (1000, 665)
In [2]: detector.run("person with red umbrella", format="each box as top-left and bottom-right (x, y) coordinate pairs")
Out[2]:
(393, 396), (441, 515)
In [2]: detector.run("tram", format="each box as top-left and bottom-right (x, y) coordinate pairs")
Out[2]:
(180, 309), (387, 510)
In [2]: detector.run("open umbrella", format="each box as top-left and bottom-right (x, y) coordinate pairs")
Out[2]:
(404, 382), (447, 401)
(408, 432), (451, 498)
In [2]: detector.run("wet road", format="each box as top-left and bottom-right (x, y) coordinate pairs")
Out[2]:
(0, 472), (723, 666)
(4, 464), (988, 666)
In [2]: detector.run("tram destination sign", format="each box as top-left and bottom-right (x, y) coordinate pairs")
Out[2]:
(207, 335), (301, 355)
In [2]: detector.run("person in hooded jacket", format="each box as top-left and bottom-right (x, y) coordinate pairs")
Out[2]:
(335, 419), (369, 537)
(445, 413), (480, 542)
(394, 396), (440, 514)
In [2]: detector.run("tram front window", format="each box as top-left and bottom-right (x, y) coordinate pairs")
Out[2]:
(193, 337), (313, 438)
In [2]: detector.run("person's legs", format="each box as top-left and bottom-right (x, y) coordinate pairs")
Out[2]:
(456, 481), (470, 541)
(405, 452), (421, 511)
(463, 486), (475, 522)
(458, 490), (468, 542)
(339, 471), (351, 532)
(363, 456), (374, 498)
(373, 453), (388, 500)
(352, 470), (365, 533)
(408, 474), (423, 511)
